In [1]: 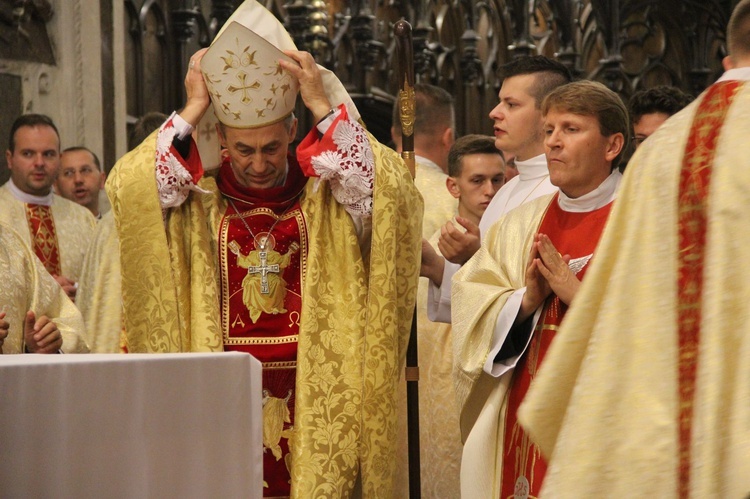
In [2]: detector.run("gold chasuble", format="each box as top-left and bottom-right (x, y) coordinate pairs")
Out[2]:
(77, 211), (124, 353)
(452, 186), (615, 499)
(414, 159), (457, 239)
(0, 184), (96, 282)
(108, 122), (421, 498)
(0, 223), (89, 354)
(518, 80), (750, 497)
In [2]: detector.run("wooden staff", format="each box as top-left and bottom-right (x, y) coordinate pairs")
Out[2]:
(394, 18), (420, 499)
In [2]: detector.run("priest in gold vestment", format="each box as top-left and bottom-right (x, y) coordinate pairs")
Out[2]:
(76, 211), (123, 353)
(107, 3), (421, 498)
(415, 135), (505, 498)
(451, 81), (628, 498)
(2, 114), (96, 302)
(0, 223), (89, 354)
(518, 3), (750, 496)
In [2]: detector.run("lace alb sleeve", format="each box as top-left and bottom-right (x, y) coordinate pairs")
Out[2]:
(307, 118), (374, 218)
(154, 112), (210, 209)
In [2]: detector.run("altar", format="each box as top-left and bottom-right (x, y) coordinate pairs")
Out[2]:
(0, 352), (263, 498)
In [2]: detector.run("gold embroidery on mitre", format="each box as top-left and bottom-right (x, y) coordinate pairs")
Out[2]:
(201, 22), (300, 129)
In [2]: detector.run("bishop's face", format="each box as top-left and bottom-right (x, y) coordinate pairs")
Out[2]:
(219, 119), (298, 190)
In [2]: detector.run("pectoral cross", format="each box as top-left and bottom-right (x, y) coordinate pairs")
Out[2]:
(248, 250), (279, 294)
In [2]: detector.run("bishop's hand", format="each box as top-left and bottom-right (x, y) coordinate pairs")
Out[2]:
(181, 48), (211, 127)
(279, 50), (332, 122)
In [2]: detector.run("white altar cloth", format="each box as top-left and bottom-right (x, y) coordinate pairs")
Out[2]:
(0, 352), (262, 498)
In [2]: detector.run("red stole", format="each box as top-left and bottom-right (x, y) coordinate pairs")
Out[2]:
(500, 195), (613, 499)
(676, 80), (742, 497)
(25, 204), (62, 276)
(216, 156), (308, 498)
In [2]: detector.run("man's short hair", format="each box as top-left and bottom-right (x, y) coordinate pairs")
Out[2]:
(542, 80), (631, 170)
(392, 83), (455, 136)
(217, 112), (296, 139)
(727, 0), (750, 58)
(129, 112), (169, 150)
(447, 134), (504, 177)
(8, 114), (60, 152)
(62, 146), (102, 171)
(628, 86), (693, 124)
(498, 56), (573, 108)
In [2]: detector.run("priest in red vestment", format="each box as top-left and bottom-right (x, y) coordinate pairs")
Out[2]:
(107, 5), (421, 499)
(451, 80), (629, 499)
(518, 2), (750, 496)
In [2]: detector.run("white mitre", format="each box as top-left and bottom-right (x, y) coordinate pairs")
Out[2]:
(196, 0), (360, 168)
(202, 21), (301, 128)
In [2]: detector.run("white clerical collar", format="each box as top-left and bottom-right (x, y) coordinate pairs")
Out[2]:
(515, 153), (549, 181)
(415, 155), (443, 174)
(717, 67), (750, 83)
(7, 178), (54, 206)
(557, 169), (622, 212)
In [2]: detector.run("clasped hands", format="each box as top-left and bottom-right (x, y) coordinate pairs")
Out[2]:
(517, 233), (581, 323)
(420, 217), (481, 286)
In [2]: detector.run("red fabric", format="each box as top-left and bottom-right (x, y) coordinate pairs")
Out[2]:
(165, 116), (205, 185)
(216, 154), (308, 498)
(296, 103), (348, 177)
(500, 196), (613, 499)
(25, 204), (61, 276)
(675, 80), (742, 498)
(216, 154), (307, 209)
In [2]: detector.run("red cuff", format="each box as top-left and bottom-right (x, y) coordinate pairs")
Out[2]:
(169, 137), (204, 184)
(296, 104), (348, 177)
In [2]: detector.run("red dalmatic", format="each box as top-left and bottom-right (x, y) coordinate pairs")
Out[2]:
(500, 196), (613, 499)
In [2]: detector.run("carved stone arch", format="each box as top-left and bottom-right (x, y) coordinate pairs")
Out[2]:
(531, 1), (563, 59)
(124, 0), (143, 120)
(578, 4), (617, 86)
(331, 22), (357, 90)
(139, 0), (173, 114)
(476, 1), (511, 88)
(124, 0), (174, 122)
(620, 2), (693, 92)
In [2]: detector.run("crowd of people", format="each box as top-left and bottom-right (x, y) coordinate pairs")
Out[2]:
(2, 0), (749, 496)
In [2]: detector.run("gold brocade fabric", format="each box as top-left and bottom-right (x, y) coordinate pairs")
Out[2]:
(0, 184), (96, 282)
(77, 211), (123, 353)
(0, 223), (89, 354)
(518, 82), (750, 497)
(400, 225), (463, 498)
(452, 195), (551, 437)
(414, 161), (457, 239)
(107, 129), (422, 497)
(450, 196), (551, 499)
(106, 130), (223, 353)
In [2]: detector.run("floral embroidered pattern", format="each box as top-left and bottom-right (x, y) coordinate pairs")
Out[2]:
(155, 112), (209, 209)
(310, 119), (374, 217)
